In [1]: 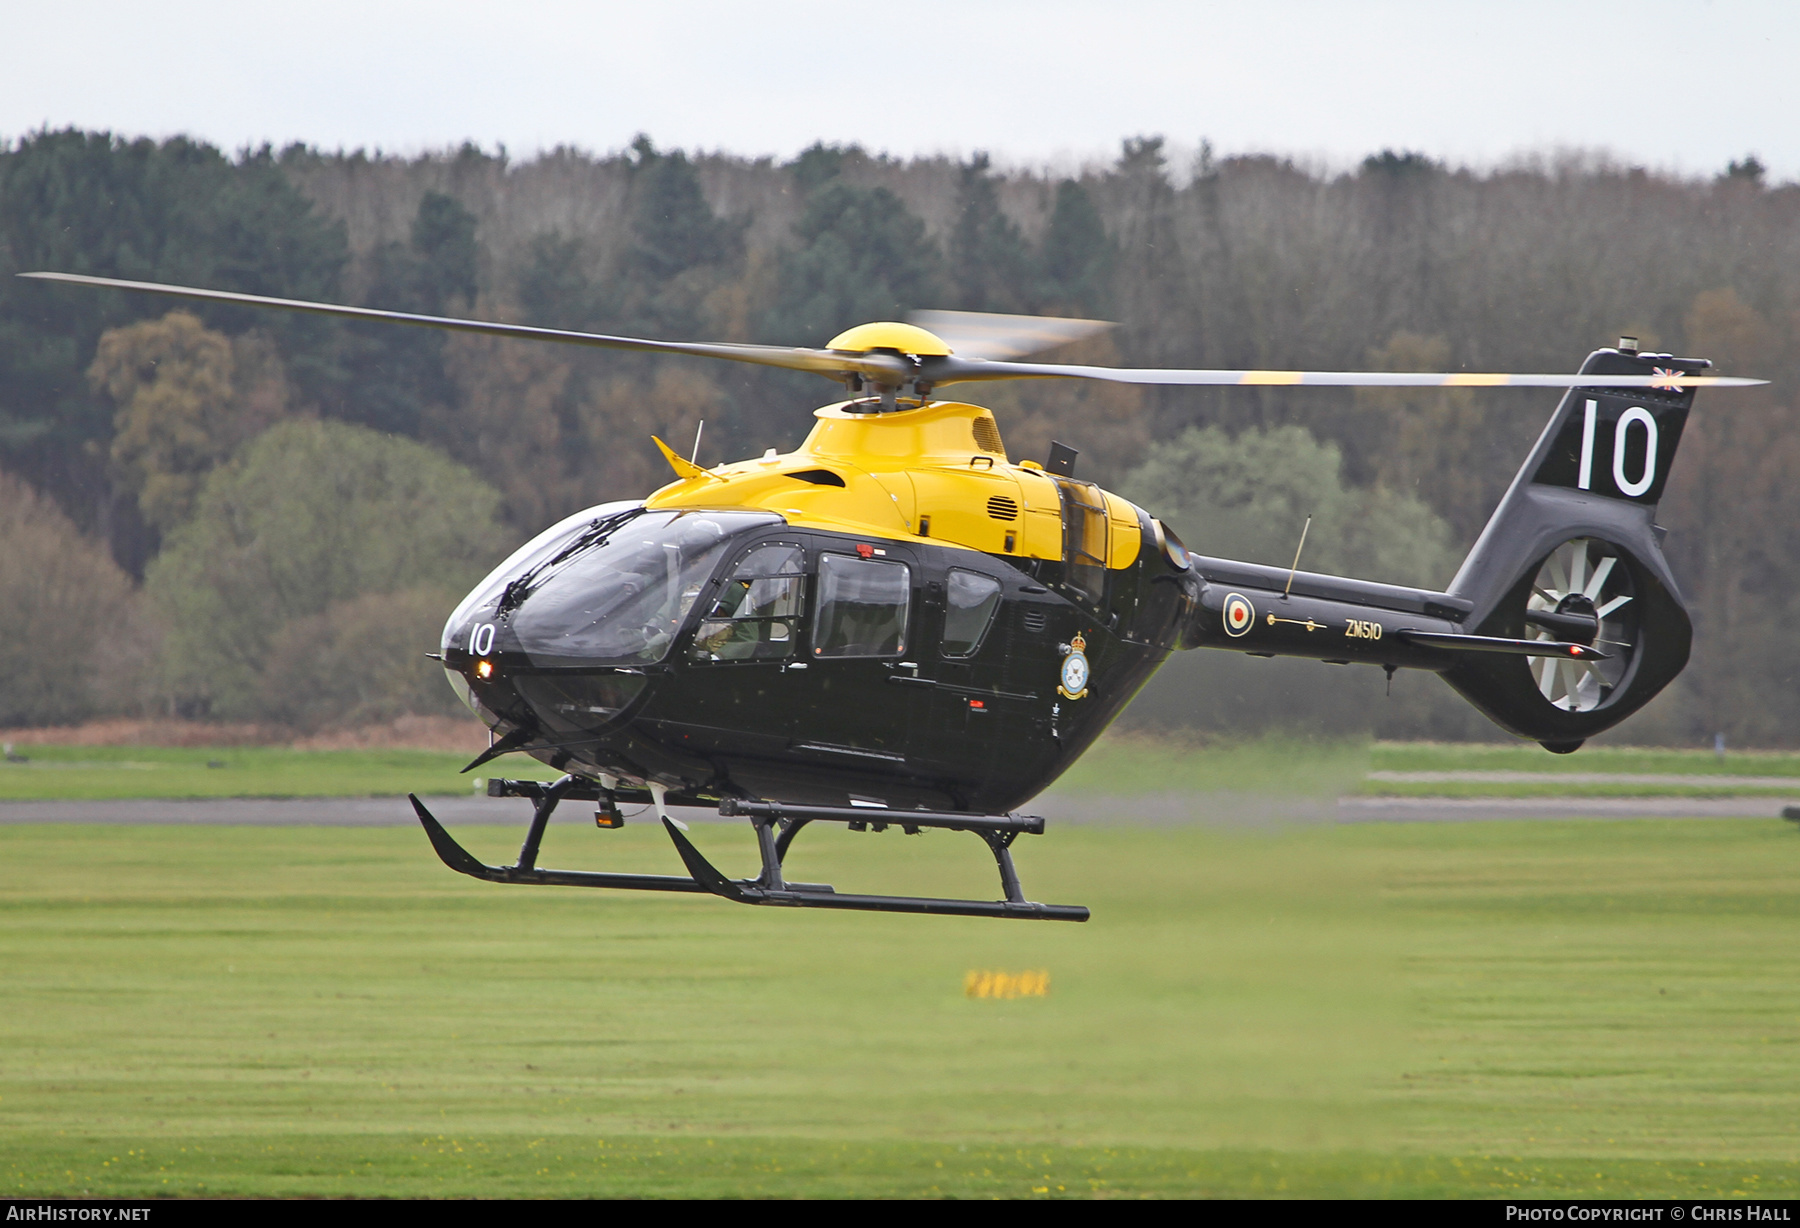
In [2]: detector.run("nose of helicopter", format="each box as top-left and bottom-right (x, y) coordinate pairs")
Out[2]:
(439, 612), (503, 727)
(437, 505), (781, 737)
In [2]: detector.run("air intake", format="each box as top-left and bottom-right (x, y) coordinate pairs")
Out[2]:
(972, 415), (1005, 455)
(785, 469), (846, 487)
(986, 496), (1019, 521)
(1022, 608), (1048, 633)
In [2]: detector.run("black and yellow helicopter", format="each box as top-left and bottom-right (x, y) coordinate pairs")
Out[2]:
(22, 271), (1764, 922)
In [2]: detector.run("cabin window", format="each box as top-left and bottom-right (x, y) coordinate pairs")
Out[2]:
(690, 543), (806, 662)
(1059, 480), (1109, 604)
(941, 569), (1002, 658)
(813, 554), (911, 658)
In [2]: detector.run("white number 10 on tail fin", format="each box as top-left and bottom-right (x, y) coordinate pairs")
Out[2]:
(1560, 397), (1670, 502)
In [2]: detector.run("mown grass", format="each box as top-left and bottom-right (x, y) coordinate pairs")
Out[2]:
(2, 816), (1796, 1197)
(0, 735), (1361, 803)
(1050, 734), (1368, 796)
(1365, 781), (1800, 799)
(0, 744), (558, 801)
(1370, 741), (1800, 778)
(3, 734), (1799, 802)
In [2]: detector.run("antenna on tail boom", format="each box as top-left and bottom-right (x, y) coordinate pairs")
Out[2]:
(1284, 515), (1313, 598)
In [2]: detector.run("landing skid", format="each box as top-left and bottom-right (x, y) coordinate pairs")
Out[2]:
(408, 776), (1088, 922)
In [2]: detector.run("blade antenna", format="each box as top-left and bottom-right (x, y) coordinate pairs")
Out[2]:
(1283, 516), (1313, 598)
(691, 419), (705, 465)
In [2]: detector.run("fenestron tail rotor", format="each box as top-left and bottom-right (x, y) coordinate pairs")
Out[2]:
(16, 272), (1767, 395)
(1525, 539), (1638, 712)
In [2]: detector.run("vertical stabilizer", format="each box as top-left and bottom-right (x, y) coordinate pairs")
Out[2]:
(1441, 346), (1703, 746)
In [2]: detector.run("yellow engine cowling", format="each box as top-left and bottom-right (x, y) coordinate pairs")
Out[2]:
(644, 399), (1139, 569)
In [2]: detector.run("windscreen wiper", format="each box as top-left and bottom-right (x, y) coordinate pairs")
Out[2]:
(497, 509), (642, 614)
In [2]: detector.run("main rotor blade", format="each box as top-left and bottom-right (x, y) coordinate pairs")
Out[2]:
(21, 271), (1767, 391)
(919, 354), (1766, 389)
(907, 310), (1114, 360)
(16, 272), (913, 384)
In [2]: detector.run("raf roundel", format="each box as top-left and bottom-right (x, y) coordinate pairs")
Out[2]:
(1223, 592), (1256, 638)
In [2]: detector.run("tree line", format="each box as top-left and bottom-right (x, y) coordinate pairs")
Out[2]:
(1, 128), (1794, 743)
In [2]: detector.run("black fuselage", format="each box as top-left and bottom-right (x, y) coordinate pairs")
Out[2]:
(444, 506), (1195, 814)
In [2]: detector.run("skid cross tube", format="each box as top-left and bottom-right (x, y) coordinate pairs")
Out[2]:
(983, 830), (1026, 904)
(720, 798), (1046, 835)
(717, 798), (1081, 920)
(662, 819), (1086, 921)
(515, 774), (580, 872)
(409, 785), (1089, 921)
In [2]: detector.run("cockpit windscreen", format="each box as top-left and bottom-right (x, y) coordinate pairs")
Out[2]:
(507, 510), (780, 666)
(444, 500), (642, 644)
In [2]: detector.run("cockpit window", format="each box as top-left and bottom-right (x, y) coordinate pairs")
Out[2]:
(507, 510), (780, 667)
(941, 569), (1002, 658)
(690, 543), (807, 662)
(1058, 480), (1109, 605)
(813, 554), (911, 658)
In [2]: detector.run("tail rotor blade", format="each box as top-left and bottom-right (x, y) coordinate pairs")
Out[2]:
(1584, 554), (1617, 600)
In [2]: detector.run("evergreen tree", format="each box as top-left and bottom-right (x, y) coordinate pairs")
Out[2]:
(1039, 179), (1113, 316)
(765, 182), (944, 344)
(626, 137), (738, 284)
(608, 136), (744, 339)
(788, 142), (852, 194)
(1107, 136), (1188, 368)
(949, 154), (1034, 313)
(334, 190), (479, 435)
(518, 233), (602, 329)
(406, 191), (480, 309)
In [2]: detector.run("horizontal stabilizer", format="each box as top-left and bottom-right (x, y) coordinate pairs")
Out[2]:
(1398, 630), (1609, 660)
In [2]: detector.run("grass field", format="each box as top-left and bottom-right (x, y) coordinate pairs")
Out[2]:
(1364, 743), (1800, 799)
(0, 745), (559, 801)
(1370, 742), (1800, 776)
(0, 736), (1356, 802)
(2, 814), (1797, 1197)
(8, 735), (1799, 802)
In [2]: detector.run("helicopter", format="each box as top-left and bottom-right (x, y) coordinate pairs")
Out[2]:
(20, 271), (1764, 922)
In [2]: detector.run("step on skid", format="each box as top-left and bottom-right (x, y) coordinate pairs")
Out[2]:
(409, 776), (1089, 922)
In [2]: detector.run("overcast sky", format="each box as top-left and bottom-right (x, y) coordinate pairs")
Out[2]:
(6, 0), (1796, 181)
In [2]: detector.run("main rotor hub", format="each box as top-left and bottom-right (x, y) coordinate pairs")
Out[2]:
(827, 322), (952, 357)
(828, 322), (950, 410)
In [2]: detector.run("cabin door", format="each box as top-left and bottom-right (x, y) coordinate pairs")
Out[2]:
(785, 540), (929, 775)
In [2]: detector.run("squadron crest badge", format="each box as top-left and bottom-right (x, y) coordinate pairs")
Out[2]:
(1058, 633), (1091, 700)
